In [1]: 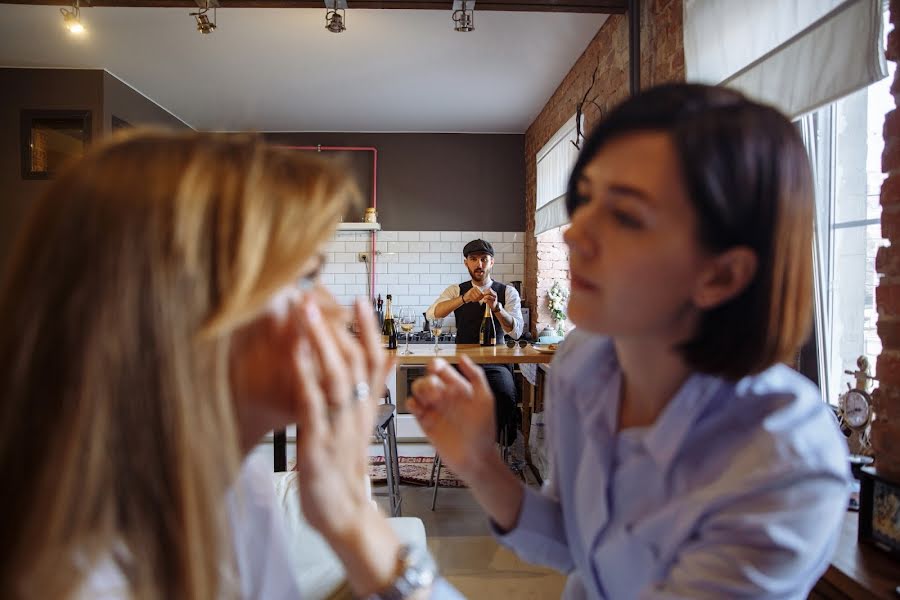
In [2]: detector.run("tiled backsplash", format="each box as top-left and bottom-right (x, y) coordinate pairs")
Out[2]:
(321, 230), (526, 329)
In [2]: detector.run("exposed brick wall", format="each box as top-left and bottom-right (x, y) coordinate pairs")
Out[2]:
(524, 0), (685, 335)
(874, 0), (900, 479)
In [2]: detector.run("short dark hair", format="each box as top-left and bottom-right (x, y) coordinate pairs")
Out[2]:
(566, 84), (814, 380)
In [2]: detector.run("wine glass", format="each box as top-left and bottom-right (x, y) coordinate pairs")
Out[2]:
(398, 308), (416, 355)
(430, 317), (444, 353)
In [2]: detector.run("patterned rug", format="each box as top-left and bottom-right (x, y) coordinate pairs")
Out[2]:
(368, 435), (528, 488)
(368, 456), (466, 488)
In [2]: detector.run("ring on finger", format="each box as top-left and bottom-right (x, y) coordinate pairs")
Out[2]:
(352, 382), (370, 404)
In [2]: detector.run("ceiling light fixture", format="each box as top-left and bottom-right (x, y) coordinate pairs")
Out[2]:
(60, 0), (85, 35)
(325, 0), (347, 34)
(190, 1), (217, 34)
(452, 0), (475, 32)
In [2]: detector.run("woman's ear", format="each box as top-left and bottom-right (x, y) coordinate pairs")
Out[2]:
(692, 246), (757, 310)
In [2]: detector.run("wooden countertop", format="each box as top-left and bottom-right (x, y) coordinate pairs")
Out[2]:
(816, 510), (899, 599)
(387, 343), (555, 365)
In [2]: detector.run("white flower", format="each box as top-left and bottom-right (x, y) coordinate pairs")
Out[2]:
(548, 281), (569, 322)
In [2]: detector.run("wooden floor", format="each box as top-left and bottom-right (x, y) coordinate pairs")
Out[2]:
(260, 439), (566, 598)
(372, 474), (566, 599)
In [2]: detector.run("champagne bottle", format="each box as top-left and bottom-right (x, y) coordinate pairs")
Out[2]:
(479, 302), (496, 347)
(376, 294), (384, 327)
(382, 294), (397, 349)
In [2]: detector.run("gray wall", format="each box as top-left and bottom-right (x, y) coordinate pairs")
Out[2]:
(0, 68), (192, 269)
(0, 68), (104, 264)
(103, 72), (190, 131)
(264, 132), (525, 231)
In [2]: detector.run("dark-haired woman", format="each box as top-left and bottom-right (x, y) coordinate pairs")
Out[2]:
(410, 83), (849, 598)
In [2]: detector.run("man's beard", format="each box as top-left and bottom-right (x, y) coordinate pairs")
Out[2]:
(468, 265), (490, 283)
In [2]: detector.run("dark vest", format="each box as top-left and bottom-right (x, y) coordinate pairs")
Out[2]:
(454, 280), (507, 345)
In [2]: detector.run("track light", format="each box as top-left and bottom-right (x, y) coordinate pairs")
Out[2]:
(190, 1), (217, 34)
(452, 0), (475, 32)
(325, 0), (347, 34)
(60, 0), (85, 35)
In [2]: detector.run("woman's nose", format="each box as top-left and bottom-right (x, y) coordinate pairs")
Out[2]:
(564, 208), (595, 259)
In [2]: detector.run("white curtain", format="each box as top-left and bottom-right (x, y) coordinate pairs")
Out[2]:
(800, 109), (837, 402)
(684, 0), (887, 118)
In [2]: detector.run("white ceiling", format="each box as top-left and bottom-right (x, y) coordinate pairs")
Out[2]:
(0, 4), (607, 132)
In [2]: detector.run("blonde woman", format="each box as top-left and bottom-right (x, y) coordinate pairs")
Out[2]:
(0, 131), (459, 599)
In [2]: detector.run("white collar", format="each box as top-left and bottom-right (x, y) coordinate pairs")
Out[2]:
(471, 277), (494, 290)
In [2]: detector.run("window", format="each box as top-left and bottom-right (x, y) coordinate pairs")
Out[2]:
(20, 109), (92, 180)
(535, 114), (581, 235)
(804, 10), (892, 404)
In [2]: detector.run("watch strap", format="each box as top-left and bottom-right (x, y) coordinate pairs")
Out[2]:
(363, 545), (437, 600)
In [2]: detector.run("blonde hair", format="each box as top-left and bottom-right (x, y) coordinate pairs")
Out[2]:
(0, 130), (353, 598)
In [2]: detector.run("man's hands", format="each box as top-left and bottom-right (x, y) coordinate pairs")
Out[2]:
(462, 286), (485, 305)
(483, 289), (500, 311)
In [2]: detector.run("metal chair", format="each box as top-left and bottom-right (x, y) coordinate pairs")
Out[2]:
(429, 453), (443, 511)
(429, 421), (517, 511)
(373, 391), (402, 517)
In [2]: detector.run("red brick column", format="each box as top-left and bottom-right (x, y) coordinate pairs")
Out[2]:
(523, 0), (685, 335)
(873, 1), (900, 479)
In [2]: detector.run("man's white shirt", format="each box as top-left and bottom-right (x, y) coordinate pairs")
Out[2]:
(426, 278), (524, 340)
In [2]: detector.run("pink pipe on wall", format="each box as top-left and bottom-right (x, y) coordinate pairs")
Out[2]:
(280, 145), (378, 302)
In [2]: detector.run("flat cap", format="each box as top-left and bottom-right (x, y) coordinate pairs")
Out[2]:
(463, 239), (494, 257)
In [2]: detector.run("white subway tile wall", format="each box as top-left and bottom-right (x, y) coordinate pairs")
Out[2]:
(322, 231), (526, 330)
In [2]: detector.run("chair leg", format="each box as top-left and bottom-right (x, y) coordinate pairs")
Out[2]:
(386, 415), (402, 516)
(381, 433), (398, 517)
(430, 454), (442, 511)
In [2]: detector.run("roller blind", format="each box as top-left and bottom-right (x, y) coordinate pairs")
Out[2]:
(684, 0), (887, 118)
(535, 114), (579, 235)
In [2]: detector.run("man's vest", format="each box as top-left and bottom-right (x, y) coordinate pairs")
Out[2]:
(453, 280), (507, 345)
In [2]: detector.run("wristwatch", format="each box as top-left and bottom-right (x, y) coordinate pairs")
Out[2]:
(364, 544), (437, 600)
(491, 302), (502, 314)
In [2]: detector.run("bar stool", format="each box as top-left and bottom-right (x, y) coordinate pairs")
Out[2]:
(373, 392), (402, 517)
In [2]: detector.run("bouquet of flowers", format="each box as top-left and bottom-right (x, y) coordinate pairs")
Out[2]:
(548, 281), (569, 336)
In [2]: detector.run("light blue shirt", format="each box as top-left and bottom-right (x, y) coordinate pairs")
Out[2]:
(497, 330), (850, 599)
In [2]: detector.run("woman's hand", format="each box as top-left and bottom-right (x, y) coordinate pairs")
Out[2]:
(293, 297), (403, 596)
(409, 355), (526, 532)
(408, 356), (498, 480)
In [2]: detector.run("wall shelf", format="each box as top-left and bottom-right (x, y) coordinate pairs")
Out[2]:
(336, 222), (381, 232)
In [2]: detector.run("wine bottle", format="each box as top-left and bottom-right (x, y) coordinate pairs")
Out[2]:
(382, 294), (397, 349)
(479, 302), (496, 347)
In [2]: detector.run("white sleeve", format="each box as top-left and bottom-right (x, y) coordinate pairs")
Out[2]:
(426, 284), (460, 321)
(503, 284), (525, 339)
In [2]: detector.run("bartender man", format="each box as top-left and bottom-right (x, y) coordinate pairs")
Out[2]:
(426, 239), (524, 445)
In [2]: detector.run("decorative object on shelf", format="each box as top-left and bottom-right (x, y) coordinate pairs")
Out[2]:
(548, 280), (569, 337)
(20, 109), (91, 180)
(571, 68), (601, 151)
(858, 465), (900, 561)
(838, 355), (876, 456)
(364, 207), (377, 223)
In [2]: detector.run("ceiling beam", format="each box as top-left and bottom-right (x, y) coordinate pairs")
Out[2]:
(0, 0), (627, 12)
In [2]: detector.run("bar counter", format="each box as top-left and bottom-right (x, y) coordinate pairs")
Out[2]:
(385, 343), (555, 365)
